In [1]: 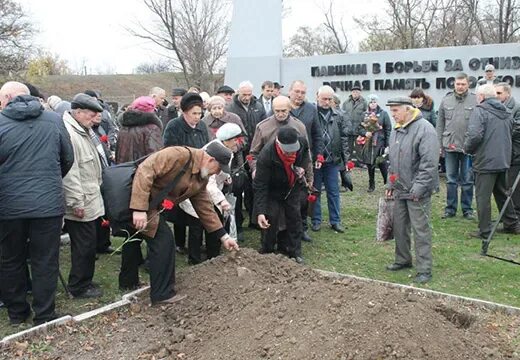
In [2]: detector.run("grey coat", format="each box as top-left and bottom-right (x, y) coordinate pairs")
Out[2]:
(387, 111), (439, 199)
(342, 95), (367, 136)
(464, 98), (512, 173)
(505, 96), (520, 166)
(436, 91), (477, 152)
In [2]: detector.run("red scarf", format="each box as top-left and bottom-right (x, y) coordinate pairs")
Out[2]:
(275, 141), (297, 186)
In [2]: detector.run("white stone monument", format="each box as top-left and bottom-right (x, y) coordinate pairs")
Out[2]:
(224, 0), (282, 91)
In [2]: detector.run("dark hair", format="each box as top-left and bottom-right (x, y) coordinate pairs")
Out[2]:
(410, 88), (426, 99)
(23, 82), (44, 99)
(455, 72), (469, 81)
(261, 80), (274, 89)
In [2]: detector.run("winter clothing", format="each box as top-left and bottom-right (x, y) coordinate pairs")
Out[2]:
(356, 107), (392, 165)
(163, 115), (210, 149)
(464, 98), (512, 173)
(342, 95), (367, 136)
(71, 93), (103, 112)
(417, 96), (437, 127)
(437, 91), (477, 152)
(116, 110), (163, 164)
(225, 94), (267, 148)
(129, 96), (156, 113)
(62, 111), (105, 222)
(202, 111), (246, 140)
(505, 96), (520, 166)
(0, 95), (74, 219)
(289, 100), (325, 160)
(316, 107), (350, 165)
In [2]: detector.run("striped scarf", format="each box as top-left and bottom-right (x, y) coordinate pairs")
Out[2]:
(88, 128), (109, 169)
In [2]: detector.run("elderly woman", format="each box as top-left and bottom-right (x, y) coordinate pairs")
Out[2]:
(202, 96), (246, 139)
(356, 94), (392, 192)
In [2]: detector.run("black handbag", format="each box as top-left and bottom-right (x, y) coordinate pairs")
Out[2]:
(101, 148), (192, 235)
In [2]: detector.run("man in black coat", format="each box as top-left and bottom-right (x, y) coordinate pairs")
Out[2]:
(226, 81), (267, 232)
(253, 126), (312, 264)
(464, 84), (520, 238)
(0, 81), (74, 326)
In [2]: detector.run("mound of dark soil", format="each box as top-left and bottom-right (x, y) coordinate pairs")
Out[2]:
(2, 249), (519, 359)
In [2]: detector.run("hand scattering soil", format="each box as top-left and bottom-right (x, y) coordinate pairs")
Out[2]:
(2, 248), (519, 359)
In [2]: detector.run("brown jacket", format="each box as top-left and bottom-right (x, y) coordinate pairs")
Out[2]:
(130, 147), (225, 238)
(248, 115), (313, 184)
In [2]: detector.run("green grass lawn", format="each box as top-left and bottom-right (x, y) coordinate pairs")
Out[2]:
(1, 167), (519, 338)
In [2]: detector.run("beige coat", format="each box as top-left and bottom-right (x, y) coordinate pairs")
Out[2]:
(62, 111), (105, 222)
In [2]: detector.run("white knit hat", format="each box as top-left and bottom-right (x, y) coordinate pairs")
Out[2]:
(216, 123), (242, 141)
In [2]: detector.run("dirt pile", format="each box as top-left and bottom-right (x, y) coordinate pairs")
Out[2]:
(2, 249), (519, 359)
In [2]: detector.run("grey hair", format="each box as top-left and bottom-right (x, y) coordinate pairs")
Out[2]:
(495, 82), (511, 94)
(317, 85), (335, 96)
(207, 95), (226, 109)
(476, 83), (497, 98)
(289, 80), (305, 91)
(238, 81), (253, 91)
(149, 87), (165, 96)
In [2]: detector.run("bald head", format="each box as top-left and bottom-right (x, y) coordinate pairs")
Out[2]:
(0, 81), (31, 110)
(272, 96), (291, 122)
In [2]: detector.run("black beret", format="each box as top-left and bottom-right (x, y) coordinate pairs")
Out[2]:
(216, 85), (234, 94)
(386, 96), (414, 107)
(277, 126), (300, 153)
(180, 93), (203, 112)
(172, 87), (187, 97)
(71, 93), (104, 112)
(351, 85), (361, 91)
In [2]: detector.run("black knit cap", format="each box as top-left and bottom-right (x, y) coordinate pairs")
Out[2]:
(277, 126), (300, 153)
(180, 92), (203, 112)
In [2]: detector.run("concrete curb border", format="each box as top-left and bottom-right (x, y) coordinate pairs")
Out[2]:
(0, 286), (150, 346)
(317, 269), (520, 314)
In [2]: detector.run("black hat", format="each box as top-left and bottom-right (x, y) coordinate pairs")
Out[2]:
(172, 87), (187, 97)
(71, 93), (104, 112)
(351, 85), (361, 91)
(180, 93), (203, 112)
(273, 82), (284, 89)
(386, 96), (414, 107)
(23, 82), (44, 99)
(276, 126), (300, 153)
(204, 141), (232, 174)
(84, 89), (101, 99)
(216, 85), (234, 94)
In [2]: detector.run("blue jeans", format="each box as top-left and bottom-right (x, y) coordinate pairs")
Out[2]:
(312, 162), (341, 226)
(444, 151), (474, 215)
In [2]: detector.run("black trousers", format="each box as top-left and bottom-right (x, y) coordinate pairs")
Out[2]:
(118, 239), (144, 290)
(0, 217), (61, 323)
(508, 165), (520, 216)
(95, 217), (112, 252)
(65, 219), (97, 295)
(261, 186), (304, 258)
(236, 174), (255, 229)
(368, 161), (388, 187)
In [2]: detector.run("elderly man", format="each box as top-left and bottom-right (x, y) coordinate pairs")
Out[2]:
(311, 86), (349, 233)
(385, 97), (439, 284)
(0, 81), (73, 326)
(131, 146), (239, 304)
(216, 85), (235, 104)
(63, 94), (106, 299)
(495, 82), (520, 217)
(258, 80), (275, 115)
(149, 86), (167, 118)
(162, 87), (187, 129)
(342, 85), (367, 161)
(226, 81), (267, 231)
(464, 84), (520, 238)
(477, 64), (500, 86)
(437, 72), (477, 219)
(254, 126), (311, 264)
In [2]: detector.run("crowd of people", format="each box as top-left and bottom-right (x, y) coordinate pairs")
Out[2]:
(0, 62), (519, 328)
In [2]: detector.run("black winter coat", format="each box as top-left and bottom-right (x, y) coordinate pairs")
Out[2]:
(253, 137), (311, 215)
(0, 95), (74, 219)
(464, 98), (512, 173)
(225, 95), (266, 149)
(163, 115), (210, 149)
(317, 107), (350, 165)
(116, 110), (163, 164)
(505, 96), (520, 166)
(290, 101), (324, 160)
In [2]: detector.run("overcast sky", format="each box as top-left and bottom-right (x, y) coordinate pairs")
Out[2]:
(19, 0), (383, 74)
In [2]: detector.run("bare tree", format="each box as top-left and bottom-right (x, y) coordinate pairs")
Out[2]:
(135, 60), (173, 74)
(284, 25), (347, 57)
(128, 0), (229, 91)
(0, 0), (34, 79)
(321, 0), (350, 53)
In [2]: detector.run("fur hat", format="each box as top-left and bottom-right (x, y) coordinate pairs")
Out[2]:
(180, 93), (203, 112)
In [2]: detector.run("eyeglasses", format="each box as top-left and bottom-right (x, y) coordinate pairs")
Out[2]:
(485, 70), (493, 73)
(496, 91), (503, 95)
(273, 109), (289, 113)
(320, 97), (332, 101)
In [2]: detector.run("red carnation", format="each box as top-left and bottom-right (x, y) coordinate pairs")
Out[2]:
(236, 136), (244, 145)
(389, 173), (398, 183)
(246, 154), (254, 161)
(347, 161), (355, 170)
(100, 135), (109, 143)
(307, 194), (318, 203)
(162, 199), (175, 210)
(101, 219), (110, 228)
(316, 154), (325, 163)
(448, 143), (456, 150)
